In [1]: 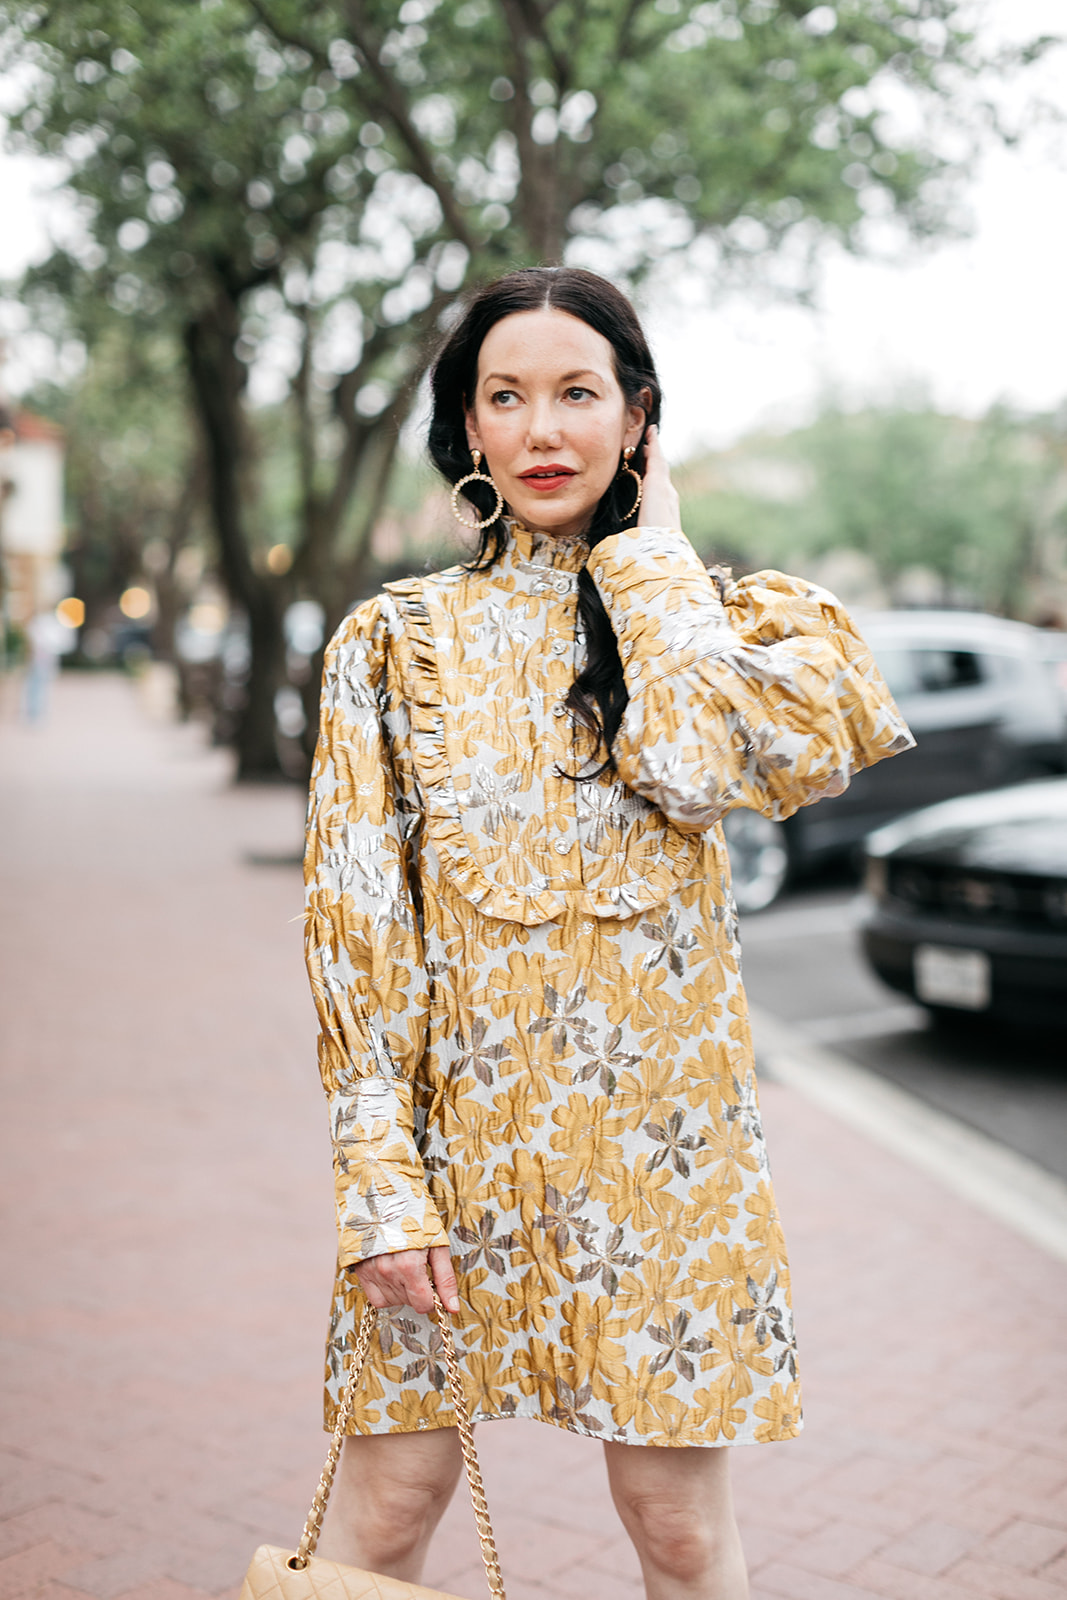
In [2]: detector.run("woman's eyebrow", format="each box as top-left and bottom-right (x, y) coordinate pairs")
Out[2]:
(481, 368), (603, 385)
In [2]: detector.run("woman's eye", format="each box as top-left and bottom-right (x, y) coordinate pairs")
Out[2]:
(490, 389), (518, 406)
(565, 386), (594, 402)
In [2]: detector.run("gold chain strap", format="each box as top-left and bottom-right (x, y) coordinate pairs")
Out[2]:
(433, 1292), (505, 1599)
(289, 1292), (506, 1600)
(290, 1304), (377, 1571)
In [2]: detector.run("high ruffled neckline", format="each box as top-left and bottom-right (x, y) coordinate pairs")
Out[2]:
(506, 519), (590, 571)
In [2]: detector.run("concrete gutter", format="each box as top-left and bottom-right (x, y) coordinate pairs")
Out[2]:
(750, 1003), (1067, 1265)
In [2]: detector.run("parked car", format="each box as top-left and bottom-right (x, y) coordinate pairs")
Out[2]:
(725, 609), (1067, 912)
(1036, 630), (1067, 724)
(858, 778), (1067, 1028)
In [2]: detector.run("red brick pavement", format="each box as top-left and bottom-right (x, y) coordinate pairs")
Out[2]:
(1, 673), (1065, 1600)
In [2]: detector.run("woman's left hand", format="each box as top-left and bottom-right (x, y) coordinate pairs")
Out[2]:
(637, 425), (681, 529)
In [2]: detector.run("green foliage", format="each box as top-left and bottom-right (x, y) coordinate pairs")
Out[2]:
(6, 1), (348, 311)
(246, 0), (994, 269)
(20, 318), (205, 653)
(679, 400), (1067, 616)
(2, 0), (1051, 770)
(5, 0), (1011, 463)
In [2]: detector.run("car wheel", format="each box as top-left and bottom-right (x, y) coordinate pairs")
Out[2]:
(721, 809), (790, 913)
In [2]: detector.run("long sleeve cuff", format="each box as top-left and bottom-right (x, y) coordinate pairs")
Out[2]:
(589, 526), (741, 691)
(329, 1072), (450, 1268)
(587, 528), (914, 833)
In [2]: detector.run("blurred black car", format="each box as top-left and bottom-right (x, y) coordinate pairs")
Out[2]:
(725, 609), (1067, 911)
(858, 778), (1067, 1028)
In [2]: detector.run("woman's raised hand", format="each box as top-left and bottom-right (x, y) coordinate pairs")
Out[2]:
(637, 424), (681, 530)
(351, 1244), (460, 1315)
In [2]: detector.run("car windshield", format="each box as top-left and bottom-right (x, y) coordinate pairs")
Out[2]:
(871, 646), (984, 697)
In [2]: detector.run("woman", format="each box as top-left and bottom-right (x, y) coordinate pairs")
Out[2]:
(303, 267), (912, 1599)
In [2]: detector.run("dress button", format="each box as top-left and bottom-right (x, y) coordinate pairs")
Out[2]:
(551, 640), (567, 656)
(553, 703), (566, 717)
(554, 839), (570, 854)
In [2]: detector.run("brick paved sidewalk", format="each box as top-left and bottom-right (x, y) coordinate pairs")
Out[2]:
(1, 673), (1065, 1600)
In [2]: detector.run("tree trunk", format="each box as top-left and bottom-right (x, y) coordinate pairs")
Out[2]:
(151, 450), (204, 714)
(183, 293), (286, 780)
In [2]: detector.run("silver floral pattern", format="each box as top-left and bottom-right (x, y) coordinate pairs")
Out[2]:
(304, 520), (912, 1448)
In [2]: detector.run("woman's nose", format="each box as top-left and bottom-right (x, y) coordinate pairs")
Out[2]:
(525, 400), (563, 451)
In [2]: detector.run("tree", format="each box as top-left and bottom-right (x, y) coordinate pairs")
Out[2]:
(794, 403), (1066, 614)
(14, 305), (206, 666)
(252, 0), (1008, 268)
(678, 400), (1067, 618)
(4, 0), (1045, 773)
(6, 0), (423, 774)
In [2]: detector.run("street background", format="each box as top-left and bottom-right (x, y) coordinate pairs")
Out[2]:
(740, 886), (1067, 1185)
(3, 0), (1067, 1594)
(2, 671), (1066, 1600)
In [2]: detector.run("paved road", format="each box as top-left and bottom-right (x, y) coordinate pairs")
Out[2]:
(739, 881), (1067, 1183)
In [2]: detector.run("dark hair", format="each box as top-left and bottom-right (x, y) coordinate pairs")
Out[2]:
(428, 266), (662, 779)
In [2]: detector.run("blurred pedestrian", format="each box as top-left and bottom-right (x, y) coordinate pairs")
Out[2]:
(23, 609), (67, 723)
(302, 267), (913, 1599)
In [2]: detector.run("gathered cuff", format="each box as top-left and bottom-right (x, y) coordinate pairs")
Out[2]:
(590, 526), (741, 693)
(596, 551), (915, 831)
(330, 1072), (449, 1267)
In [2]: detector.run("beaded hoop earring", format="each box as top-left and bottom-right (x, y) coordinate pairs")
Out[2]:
(451, 450), (505, 531)
(619, 445), (643, 522)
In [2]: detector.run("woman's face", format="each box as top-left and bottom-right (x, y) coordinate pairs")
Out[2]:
(465, 307), (647, 540)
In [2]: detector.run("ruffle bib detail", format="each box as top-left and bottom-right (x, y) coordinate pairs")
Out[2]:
(384, 570), (704, 926)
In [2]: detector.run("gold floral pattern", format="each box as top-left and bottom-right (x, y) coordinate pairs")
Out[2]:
(305, 520), (912, 1448)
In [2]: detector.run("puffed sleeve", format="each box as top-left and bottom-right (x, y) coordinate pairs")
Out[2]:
(304, 596), (449, 1268)
(589, 526), (914, 832)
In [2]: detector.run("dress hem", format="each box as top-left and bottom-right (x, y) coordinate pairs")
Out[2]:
(325, 1396), (803, 1450)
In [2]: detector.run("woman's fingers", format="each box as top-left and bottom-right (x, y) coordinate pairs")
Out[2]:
(637, 424), (680, 529)
(640, 421), (663, 469)
(353, 1248), (434, 1311)
(641, 424), (672, 481)
(351, 1247), (460, 1315)
(429, 1244), (461, 1314)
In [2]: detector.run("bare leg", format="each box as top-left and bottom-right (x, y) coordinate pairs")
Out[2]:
(315, 1427), (464, 1582)
(604, 1441), (749, 1600)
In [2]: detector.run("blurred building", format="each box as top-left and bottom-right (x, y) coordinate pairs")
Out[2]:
(0, 407), (66, 632)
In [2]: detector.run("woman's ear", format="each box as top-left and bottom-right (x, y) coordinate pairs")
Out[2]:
(623, 397), (649, 455)
(464, 406), (483, 459)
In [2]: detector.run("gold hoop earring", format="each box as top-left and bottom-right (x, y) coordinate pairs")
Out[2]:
(451, 450), (504, 531)
(619, 445), (643, 522)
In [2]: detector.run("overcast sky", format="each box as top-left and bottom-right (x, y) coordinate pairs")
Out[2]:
(1, 0), (1064, 460)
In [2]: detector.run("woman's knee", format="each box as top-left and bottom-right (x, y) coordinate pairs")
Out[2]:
(356, 1478), (450, 1561)
(339, 1431), (462, 1560)
(365, 1459), (456, 1515)
(613, 1489), (719, 1582)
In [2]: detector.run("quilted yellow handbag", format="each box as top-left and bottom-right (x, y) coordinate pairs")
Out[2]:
(240, 1294), (506, 1600)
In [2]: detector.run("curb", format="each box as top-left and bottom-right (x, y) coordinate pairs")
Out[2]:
(749, 1003), (1067, 1265)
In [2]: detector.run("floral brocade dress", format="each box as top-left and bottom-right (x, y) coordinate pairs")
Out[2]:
(304, 519), (912, 1448)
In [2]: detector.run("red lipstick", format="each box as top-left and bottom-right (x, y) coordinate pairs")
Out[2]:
(518, 464), (576, 492)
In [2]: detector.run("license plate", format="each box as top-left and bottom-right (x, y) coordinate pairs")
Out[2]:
(914, 944), (991, 1010)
